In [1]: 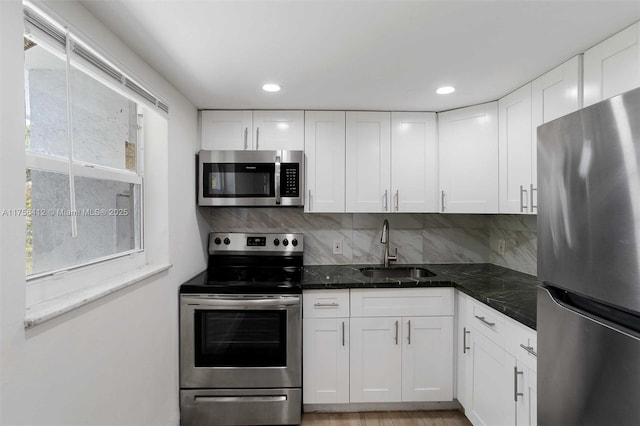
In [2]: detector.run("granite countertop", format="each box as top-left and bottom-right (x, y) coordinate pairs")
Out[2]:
(302, 263), (540, 330)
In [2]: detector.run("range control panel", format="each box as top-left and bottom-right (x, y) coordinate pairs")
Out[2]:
(208, 232), (304, 254)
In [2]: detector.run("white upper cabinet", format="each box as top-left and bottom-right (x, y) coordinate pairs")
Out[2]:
(391, 112), (438, 212)
(584, 22), (640, 107)
(200, 110), (304, 151)
(438, 102), (499, 213)
(304, 111), (346, 213)
(201, 110), (253, 150)
(253, 110), (305, 151)
(531, 55), (582, 126)
(530, 55), (582, 211)
(345, 111), (392, 212)
(499, 84), (533, 214)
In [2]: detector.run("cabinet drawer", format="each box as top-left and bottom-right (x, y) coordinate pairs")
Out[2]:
(303, 290), (350, 318)
(350, 288), (454, 317)
(470, 302), (507, 347)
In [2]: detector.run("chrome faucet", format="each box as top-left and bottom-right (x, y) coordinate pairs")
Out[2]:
(380, 219), (398, 267)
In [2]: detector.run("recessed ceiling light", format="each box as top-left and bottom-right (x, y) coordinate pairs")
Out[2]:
(436, 86), (455, 95)
(262, 83), (281, 92)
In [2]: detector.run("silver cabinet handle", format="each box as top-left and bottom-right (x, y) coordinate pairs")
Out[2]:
(441, 190), (446, 212)
(394, 320), (399, 345)
(308, 189), (312, 211)
(463, 327), (471, 354)
(244, 127), (248, 150)
(519, 185), (528, 213)
(256, 127), (260, 150)
(474, 315), (496, 327)
(530, 184), (537, 212)
(394, 190), (399, 212)
(514, 366), (524, 401)
(520, 343), (537, 357)
(407, 320), (411, 345)
(342, 321), (345, 347)
(313, 302), (339, 308)
(383, 190), (388, 211)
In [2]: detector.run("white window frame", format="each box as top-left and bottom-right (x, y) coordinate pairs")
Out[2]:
(23, 2), (171, 318)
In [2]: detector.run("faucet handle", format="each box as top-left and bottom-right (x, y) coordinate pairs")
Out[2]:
(389, 247), (398, 262)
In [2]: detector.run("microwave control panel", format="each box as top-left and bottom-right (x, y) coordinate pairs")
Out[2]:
(280, 163), (299, 197)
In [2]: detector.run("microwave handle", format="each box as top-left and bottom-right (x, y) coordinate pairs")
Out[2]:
(275, 153), (281, 205)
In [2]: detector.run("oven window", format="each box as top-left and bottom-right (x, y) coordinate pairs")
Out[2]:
(203, 163), (275, 198)
(194, 310), (287, 367)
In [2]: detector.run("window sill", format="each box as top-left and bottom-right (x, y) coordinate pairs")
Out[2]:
(24, 263), (172, 329)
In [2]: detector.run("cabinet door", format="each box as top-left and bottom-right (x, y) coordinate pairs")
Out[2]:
(499, 84), (533, 214)
(391, 112), (438, 212)
(466, 329), (516, 426)
(584, 22), (640, 107)
(201, 110), (253, 150)
(253, 110), (304, 151)
(304, 111), (346, 213)
(516, 364), (537, 426)
(401, 316), (453, 402)
(531, 55), (582, 212)
(349, 317), (401, 402)
(345, 112), (391, 212)
(438, 102), (499, 213)
(303, 318), (349, 404)
(456, 293), (473, 409)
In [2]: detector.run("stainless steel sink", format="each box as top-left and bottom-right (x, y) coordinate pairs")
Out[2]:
(359, 266), (436, 279)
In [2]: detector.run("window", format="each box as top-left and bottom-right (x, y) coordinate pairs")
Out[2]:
(23, 3), (168, 295)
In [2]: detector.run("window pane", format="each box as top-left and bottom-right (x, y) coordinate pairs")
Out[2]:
(74, 176), (141, 255)
(27, 170), (141, 276)
(70, 67), (138, 172)
(28, 169), (71, 275)
(24, 40), (69, 158)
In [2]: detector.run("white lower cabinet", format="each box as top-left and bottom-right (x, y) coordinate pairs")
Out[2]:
(466, 329), (516, 426)
(349, 316), (403, 402)
(303, 290), (350, 404)
(304, 288), (454, 407)
(456, 291), (537, 426)
(350, 288), (454, 404)
(401, 316), (454, 402)
(303, 317), (350, 404)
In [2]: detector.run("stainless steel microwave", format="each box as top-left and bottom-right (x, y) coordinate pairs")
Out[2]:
(198, 150), (304, 207)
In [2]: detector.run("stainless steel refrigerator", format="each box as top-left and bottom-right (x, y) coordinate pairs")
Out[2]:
(537, 87), (640, 425)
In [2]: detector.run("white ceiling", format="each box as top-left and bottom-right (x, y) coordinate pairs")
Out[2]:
(80, 0), (640, 112)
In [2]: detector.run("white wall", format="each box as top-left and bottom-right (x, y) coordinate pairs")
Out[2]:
(0, 1), (207, 424)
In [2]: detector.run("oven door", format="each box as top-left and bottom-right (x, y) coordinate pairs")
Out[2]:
(180, 294), (301, 389)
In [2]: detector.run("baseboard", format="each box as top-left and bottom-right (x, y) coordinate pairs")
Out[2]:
(303, 400), (462, 413)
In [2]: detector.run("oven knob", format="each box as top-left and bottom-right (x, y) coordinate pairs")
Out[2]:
(223, 238), (230, 245)
(292, 239), (298, 247)
(273, 238), (280, 246)
(214, 237), (221, 245)
(283, 239), (289, 247)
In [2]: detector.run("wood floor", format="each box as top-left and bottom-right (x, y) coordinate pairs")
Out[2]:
(301, 411), (472, 426)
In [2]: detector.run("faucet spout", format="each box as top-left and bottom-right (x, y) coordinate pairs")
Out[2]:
(380, 219), (397, 267)
(380, 219), (389, 243)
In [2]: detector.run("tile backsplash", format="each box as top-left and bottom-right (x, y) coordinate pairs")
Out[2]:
(203, 209), (537, 276)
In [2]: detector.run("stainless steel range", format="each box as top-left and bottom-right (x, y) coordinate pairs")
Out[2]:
(180, 232), (303, 426)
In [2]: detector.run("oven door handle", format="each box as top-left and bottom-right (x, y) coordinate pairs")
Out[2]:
(182, 296), (300, 308)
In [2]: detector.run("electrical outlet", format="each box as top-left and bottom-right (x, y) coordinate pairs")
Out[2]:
(333, 239), (343, 255)
(498, 239), (506, 256)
